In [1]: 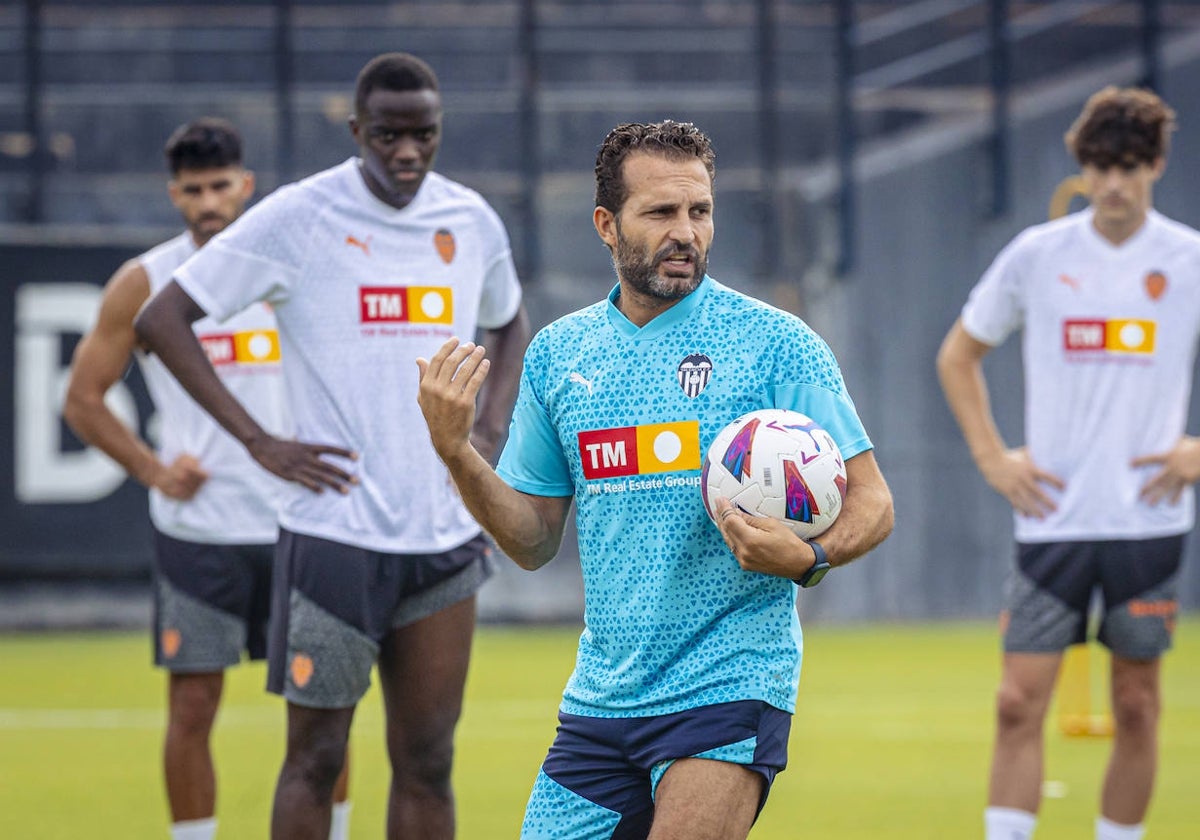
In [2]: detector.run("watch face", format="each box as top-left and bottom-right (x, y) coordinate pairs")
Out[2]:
(801, 563), (830, 588)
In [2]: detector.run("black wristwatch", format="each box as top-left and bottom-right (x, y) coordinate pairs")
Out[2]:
(794, 540), (831, 588)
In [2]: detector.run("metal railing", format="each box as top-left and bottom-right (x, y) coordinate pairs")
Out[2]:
(7, 1), (1191, 280)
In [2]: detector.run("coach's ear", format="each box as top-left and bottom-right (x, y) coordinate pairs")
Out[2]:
(594, 206), (617, 252)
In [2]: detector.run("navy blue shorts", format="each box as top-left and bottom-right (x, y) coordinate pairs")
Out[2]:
(266, 528), (492, 708)
(520, 700), (791, 839)
(152, 528), (274, 672)
(1004, 535), (1182, 659)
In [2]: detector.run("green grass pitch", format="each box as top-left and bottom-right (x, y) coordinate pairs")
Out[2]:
(1, 618), (1197, 838)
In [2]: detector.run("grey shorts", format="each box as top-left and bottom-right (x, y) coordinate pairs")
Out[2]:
(152, 528), (274, 672)
(1003, 536), (1182, 659)
(266, 528), (493, 708)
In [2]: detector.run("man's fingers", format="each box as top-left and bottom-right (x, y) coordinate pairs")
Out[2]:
(467, 358), (492, 394)
(453, 348), (490, 394)
(306, 443), (358, 461)
(446, 342), (479, 385)
(1035, 470), (1066, 491)
(425, 336), (462, 377)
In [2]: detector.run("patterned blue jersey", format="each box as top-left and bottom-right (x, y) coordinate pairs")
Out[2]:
(497, 276), (872, 717)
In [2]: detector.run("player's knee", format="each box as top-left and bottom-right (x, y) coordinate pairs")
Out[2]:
(392, 734), (454, 793)
(1111, 682), (1160, 735)
(994, 682), (1042, 733)
(287, 739), (348, 797)
(168, 676), (221, 736)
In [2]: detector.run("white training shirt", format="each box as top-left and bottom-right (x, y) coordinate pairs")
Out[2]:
(174, 159), (523, 553)
(962, 207), (1200, 542)
(138, 232), (290, 544)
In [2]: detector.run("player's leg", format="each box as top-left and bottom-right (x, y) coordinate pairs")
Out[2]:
(154, 531), (266, 838)
(375, 535), (492, 840)
(649, 758), (761, 840)
(164, 671), (224, 823)
(643, 701), (789, 840)
(1099, 655), (1160, 828)
(1094, 535), (1181, 837)
(987, 540), (1096, 838)
(265, 530), (385, 840)
(988, 652), (1062, 811)
(378, 595), (476, 840)
(271, 702), (355, 840)
(330, 750), (352, 840)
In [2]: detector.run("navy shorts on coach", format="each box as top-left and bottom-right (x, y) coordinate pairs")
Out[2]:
(520, 699), (791, 840)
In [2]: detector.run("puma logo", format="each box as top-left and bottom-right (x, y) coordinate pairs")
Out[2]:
(346, 234), (372, 256)
(569, 372), (594, 394)
(1058, 273), (1080, 290)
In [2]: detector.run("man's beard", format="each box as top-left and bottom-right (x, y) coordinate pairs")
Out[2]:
(614, 229), (707, 302)
(189, 212), (234, 245)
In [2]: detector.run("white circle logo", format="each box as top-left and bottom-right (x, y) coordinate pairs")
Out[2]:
(247, 333), (273, 360)
(1118, 322), (1144, 350)
(653, 431), (683, 464)
(421, 291), (446, 319)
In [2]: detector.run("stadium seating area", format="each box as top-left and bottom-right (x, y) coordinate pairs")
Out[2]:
(3, 1), (1200, 262)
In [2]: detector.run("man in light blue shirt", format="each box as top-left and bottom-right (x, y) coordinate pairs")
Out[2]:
(418, 120), (893, 839)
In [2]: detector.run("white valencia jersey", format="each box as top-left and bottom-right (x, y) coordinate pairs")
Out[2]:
(138, 232), (289, 543)
(174, 159), (523, 553)
(962, 208), (1200, 542)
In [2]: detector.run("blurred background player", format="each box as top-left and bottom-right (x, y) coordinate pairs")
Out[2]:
(416, 120), (893, 839)
(937, 87), (1199, 840)
(133, 54), (530, 840)
(63, 118), (351, 840)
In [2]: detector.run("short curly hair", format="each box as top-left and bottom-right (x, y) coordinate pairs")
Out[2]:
(355, 52), (439, 114)
(594, 120), (716, 213)
(1065, 86), (1175, 168)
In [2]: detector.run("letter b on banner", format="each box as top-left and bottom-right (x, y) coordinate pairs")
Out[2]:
(15, 283), (135, 502)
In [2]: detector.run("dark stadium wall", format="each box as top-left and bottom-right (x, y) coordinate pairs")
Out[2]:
(0, 240), (160, 578)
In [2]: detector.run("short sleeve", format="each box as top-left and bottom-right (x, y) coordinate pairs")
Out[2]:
(475, 203), (523, 329)
(174, 184), (314, 322)
(768, 324), (872, 460)
(960, 233), (1030, 346)
(496, 342), (573, 497)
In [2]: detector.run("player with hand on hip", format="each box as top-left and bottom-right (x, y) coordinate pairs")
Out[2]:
(134, 54), (530, 840)
(938, 86), (1198, 840)
(64, 119), (351, 840)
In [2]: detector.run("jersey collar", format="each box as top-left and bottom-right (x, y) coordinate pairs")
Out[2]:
(348, 156), (431, 216)
(1081, 206), (1159, 253)
(606, 275), (713, 340)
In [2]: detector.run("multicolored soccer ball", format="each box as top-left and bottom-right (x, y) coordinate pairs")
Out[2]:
(701, 409), (848, 539)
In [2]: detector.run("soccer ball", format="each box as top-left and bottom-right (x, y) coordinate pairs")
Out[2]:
(701, 409), (848, 539)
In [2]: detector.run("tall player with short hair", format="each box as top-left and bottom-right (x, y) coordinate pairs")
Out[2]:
(65, 119), (351, 840)
(417, 120), (893, 839)
(134, 53), (530, 840)
(938, 87), (1200, 840)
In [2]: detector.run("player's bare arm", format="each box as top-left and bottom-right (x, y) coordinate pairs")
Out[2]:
(417, 337), (571, 569)
(64, 260), (210, 500)
(937, 318), (1063, 517)
(471, 304), (531, 462)
(1132, 435), (1200, 505)
(716, 450), (893, 580)
(134, 280), (358, 494)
